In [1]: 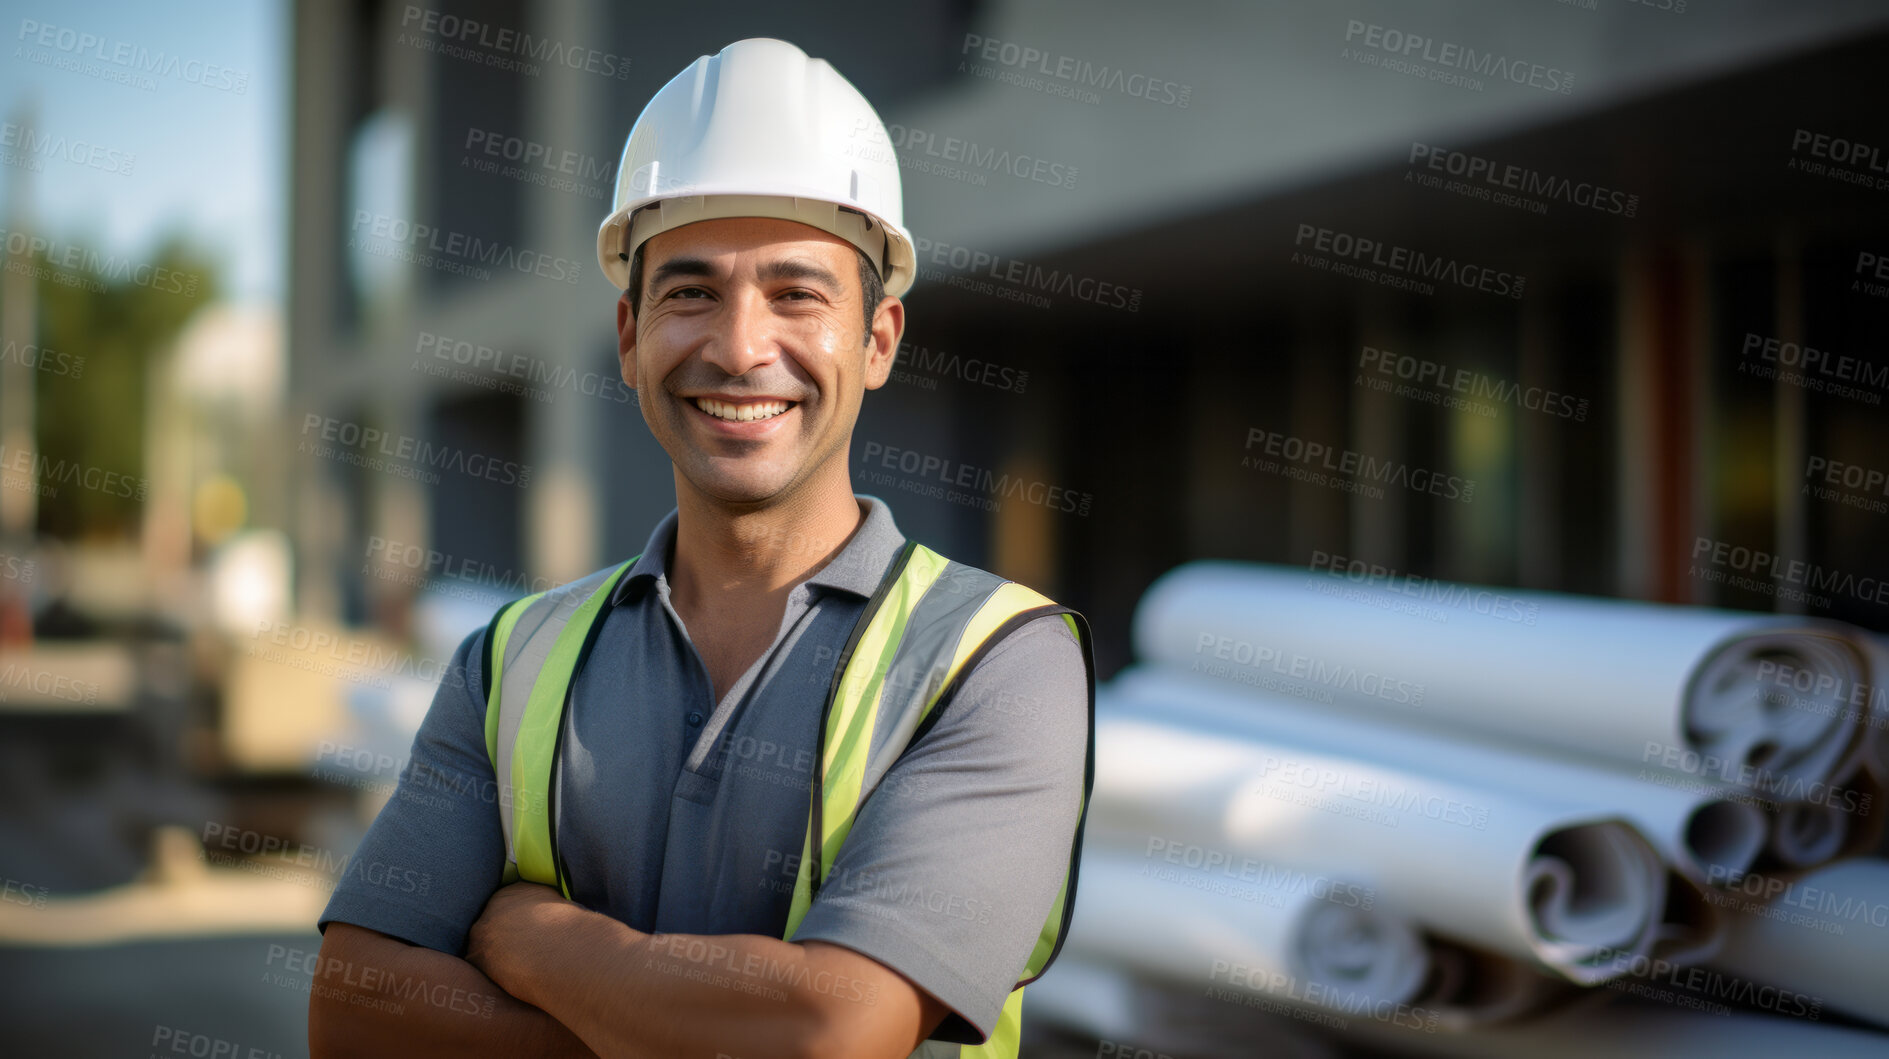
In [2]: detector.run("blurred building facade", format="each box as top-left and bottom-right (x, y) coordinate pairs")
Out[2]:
(287, 0), (1889, 677)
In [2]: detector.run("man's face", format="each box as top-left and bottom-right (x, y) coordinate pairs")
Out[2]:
(616, 216), (902, 507)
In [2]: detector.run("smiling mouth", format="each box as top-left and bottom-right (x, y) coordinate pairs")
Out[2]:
(692, 396), (796, 422)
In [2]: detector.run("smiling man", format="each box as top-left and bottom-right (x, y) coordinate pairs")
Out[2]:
(309, 38), (1095, 1059)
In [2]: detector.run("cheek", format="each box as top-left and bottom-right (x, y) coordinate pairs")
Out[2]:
(637, 334), (690, 390)
(784, 321), (851, 398)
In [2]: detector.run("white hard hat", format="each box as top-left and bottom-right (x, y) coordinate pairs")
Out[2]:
(596, 38), (916, 299)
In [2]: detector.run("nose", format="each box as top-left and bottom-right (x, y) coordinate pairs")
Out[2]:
(697, 285), (781, 378)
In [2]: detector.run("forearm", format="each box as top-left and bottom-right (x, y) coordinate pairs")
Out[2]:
(309, 923), (600, 1059)
(498, 910), (871, 1059)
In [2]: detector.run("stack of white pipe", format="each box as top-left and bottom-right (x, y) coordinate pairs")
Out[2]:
(1040, 561), (1889, 1053)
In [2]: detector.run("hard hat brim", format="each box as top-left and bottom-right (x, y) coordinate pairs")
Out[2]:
(596, 192), (915, 300)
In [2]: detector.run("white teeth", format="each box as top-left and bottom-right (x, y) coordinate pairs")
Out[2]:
(694, 397), (791, 422)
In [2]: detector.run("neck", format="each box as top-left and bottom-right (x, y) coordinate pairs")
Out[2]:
(668, 468), (865, 610)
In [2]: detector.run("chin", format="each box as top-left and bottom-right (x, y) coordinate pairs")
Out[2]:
(692, 468), (792, 506)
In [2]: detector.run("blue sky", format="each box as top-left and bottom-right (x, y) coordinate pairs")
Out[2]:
(0, 0), (283, 303)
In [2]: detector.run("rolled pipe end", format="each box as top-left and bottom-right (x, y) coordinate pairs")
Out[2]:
(1682, 797), (1769, 883)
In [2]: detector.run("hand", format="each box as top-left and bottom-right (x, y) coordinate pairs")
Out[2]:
(465, 881), (575, 1003)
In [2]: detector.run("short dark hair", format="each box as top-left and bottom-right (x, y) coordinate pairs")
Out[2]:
(627, 241), (885, 343)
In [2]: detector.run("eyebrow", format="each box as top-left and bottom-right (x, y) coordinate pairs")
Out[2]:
(647, 255), (846, 300)
(756, 258), (844, 295)
(648, 256), (716, 296)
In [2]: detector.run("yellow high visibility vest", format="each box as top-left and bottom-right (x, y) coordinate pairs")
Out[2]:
(480, 539), (1096, 1058)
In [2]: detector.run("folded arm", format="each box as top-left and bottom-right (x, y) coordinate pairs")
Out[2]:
(464, 882), (947, 1059)
(308, 921), (600, 1058)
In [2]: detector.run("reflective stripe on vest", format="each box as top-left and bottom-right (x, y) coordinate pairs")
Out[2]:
(482, 539), (1097, 1059)
(482, 558), (638, 893)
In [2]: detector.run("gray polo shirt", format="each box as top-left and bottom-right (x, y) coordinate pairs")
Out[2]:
(318, 493), (1090, 1044)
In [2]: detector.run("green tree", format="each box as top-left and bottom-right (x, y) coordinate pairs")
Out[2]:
(19, 230), (219, 539)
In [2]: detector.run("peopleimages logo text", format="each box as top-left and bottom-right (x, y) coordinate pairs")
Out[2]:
(1244, 429), (1476, 503)
(1295, 224), (1524, 299)
(1408, 143), (1636, 217)
(0, 228), (199, 295)
(349, 211), (583, 285)
(15, 18), (251, 92)
(859, 441), (1093, 516)
(853, 119), (1079, 190)
(398, 5), (631, 78)
(911, 235), (1141, 311)
(300, 415), (533, 488)
(1343, 20), (1574, 94)
(0, 122), (135, 176)
(959, 33), (1192, 108)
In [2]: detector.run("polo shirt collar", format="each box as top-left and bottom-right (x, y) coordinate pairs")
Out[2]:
(610, 494), (907, 606)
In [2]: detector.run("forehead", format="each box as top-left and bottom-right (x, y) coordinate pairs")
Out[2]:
(643, 216), (856, 269)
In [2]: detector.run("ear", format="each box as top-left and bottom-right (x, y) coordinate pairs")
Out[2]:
(616, 289), (638, 390)
(860, 295), (905, 391)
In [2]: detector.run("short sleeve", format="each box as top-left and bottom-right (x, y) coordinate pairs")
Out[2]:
(789, 613), (1091, 1043)
(316, 623), (511, 954)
